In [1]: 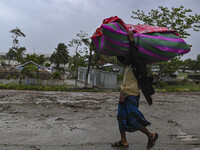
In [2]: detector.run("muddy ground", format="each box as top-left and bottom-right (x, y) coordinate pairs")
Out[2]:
(0, 90), (200, 150)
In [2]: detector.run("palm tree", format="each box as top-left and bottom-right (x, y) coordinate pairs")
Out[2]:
(6, 48), (16, 66)
(7, 27), (26, 64)
(50, 43), (69, 71)
(16, 47), (26, 64)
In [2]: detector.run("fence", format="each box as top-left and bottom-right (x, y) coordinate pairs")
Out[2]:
(0, 78), (71, 87)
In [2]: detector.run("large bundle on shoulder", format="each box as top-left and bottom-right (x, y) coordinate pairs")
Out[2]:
(91, 16), (190, 105)
(91, 16), (190, 64)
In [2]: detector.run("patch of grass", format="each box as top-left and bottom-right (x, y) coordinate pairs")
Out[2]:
(0, 83), (200, 93)
(155, 83), (200, 92)
(0, 84), (68, 91)
(0, 84), (119, 92)
(177, 72), (188, 79)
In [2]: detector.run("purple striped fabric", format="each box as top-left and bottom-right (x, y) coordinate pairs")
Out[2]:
(105, 43), (129, 54)
(92, 22), (190, 63)
(104, 36), (129, 47)
(101, 36), (110, 56)
(113, 22), (121, 31)
(134, 34), (186, 43)
(102, 24), (128, 36)
(153, 45), (188, 54)
(94, 37), (101, 54)
(138, 46), (170, 61)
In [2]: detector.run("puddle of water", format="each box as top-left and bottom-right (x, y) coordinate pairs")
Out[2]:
(177, 134), (198, 142)
(177, 131), (198, 142)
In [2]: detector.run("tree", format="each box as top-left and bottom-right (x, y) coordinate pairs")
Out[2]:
(21, 64), (39, 84)
(68, 30), (89, 86)
(21, 64), (38, 78)
(82, 38), (92, 87)
(37, 54), (46, 65)
(184, 58), (196, 72)
(132, 6), (200, 38)
(196, 54), (200, 71)
(6, 48), (16, 66)
(15, 47), (26, 63)
(25, 54), (46, 65)
(10, 27), (26, 47)
(50, 43), (69, 72)
(132, 6), (200, 86)
(51, 71), (61, 79)
(162, 57), (183, 75)
(6, 27), (26, 64)
(183, 55), (200, 73)
(92, 53), (118, 69)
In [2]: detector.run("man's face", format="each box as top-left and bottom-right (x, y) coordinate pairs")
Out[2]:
(124, 55), (132, 66)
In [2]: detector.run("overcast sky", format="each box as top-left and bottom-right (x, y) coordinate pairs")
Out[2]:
(0, 0), (199, 60)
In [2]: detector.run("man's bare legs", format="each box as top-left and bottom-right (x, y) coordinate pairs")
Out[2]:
(139, 125), (159, 148)
(139, 125), (155, 139)
(114, 126), (157, 147)
(111, 131), (129, 147)
(120, 132), (129, 146)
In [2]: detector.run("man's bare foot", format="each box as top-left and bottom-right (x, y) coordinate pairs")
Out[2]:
(111, 140), (129, 147)
(147, 133), (159, 149)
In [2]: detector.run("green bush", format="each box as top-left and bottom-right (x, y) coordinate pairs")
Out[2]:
(117, 73), (123, 81)
(159, 81), (167, 87)
(1, 61), (7, 66)
(51, 71), (61, 79)
(45, 62), (51, 67)
(0, 84), (110, 92)
(179, 78), (188, 85)
(156, 83), (200, 92)
(6, 74), (11, 80)
(21, 64), (38, 78)
(12, 76), (17, 79)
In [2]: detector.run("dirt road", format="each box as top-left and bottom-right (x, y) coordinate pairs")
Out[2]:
(0, 90), (200, 150)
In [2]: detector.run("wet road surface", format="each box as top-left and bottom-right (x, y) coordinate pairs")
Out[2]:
(0, 90), (200, 150)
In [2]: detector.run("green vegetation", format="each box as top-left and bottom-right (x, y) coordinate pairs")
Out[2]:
(156, 84), (200, 92)
(21, 64), (38, 79)
(0, 82), (199, 92)
(177, 72), (188, 79)
(25, 54), (46, 65)
(6, 27), (26, 65)
(117, 73), (124, 81)
(0, 84), (109, 92)
(6, 74), (11, 80)
(50, 43), (69, 71)
(1, 61), (7, 66)
(51, 71), (61, 79)
(132, 6), (200, 38)
(45, 62), (51, 67)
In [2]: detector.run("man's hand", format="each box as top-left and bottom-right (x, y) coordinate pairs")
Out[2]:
(119, 93), (126, 103)
(128, 31), (134, 42)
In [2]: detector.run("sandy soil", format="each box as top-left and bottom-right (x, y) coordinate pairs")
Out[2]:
(0, 90), (200, 150)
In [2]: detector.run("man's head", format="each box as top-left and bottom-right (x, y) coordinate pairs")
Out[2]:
(117, 54), (132, 66)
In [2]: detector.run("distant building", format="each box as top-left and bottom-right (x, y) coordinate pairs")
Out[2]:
(15, 61), (42, 70)
(4, 60), (18, 66)
(78, 67), (118, 89)
(14, 61), (50, 84)
(102, 63), (124, 74)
